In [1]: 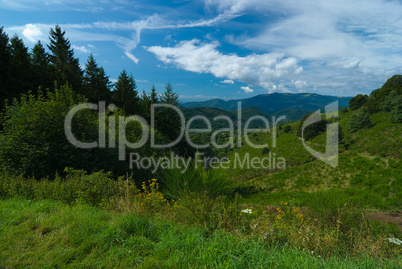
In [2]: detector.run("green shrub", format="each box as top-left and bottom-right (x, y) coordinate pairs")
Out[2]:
(0, 87), (116, 178)
(346, 106), (372, 133)
(297, 113), (327, 141)
(349, 94), (368, 111)
(365, 74), (402, 113)
(0, 86), (167, 179)
(381, 91), (402, 123)
(283, 125), (292, 133)
(261, 147), (270, 155)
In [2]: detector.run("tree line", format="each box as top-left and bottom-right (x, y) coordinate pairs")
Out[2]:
(0, 25), (182, 144)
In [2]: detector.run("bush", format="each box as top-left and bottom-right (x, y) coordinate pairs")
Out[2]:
(380, 91), (402, 123)
(349, 94), (368, 111)
(0, 86), (166, 179)
(365, 75), (402, 113)
(347, 106), (372, 133)
(261, 147), (270, 155)
(283, 125), (292, 133)
(297, 113), (327, 141)
(0, 87), (113, 178)
(339, 107), (348, 114)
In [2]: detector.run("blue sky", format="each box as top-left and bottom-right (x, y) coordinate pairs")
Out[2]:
(1, 0), (402, 101)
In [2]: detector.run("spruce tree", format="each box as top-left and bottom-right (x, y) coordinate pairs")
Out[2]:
(112, 70), (139, 115)
(10, 35), (33, 97)
(149, 84), (158, 104)
(0, 27), (12, 108)
(31, 41), (53, 91)
(140, 85), (159, 122)
(82, 54), (112, 103)
(158, 82), (181, 142)
(48, 25), (82, 92)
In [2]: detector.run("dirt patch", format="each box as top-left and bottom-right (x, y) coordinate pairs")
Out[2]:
(369, 211), (402, 232)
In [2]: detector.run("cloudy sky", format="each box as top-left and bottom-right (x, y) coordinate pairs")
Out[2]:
(1, 0), (402, 100)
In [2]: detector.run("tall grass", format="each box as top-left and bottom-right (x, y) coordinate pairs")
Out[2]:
(1, 199), (400, 268)
(159, 162), (233, 199)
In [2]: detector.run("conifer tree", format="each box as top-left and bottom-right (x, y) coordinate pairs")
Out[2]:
(82, 54), (112, 103)
(31, 41), (53, 91)
(112, 70), (139, 115)
(140, 85), (159, 122)
(158, 82), (181, 142)
(0, 27), (12, 108)
(10, 35), (33, 97)
(48, 25), (82, 92)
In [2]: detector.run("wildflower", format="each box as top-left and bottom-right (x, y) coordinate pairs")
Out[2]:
(241, 208), (253, 214)
(388, 238), (402, 245)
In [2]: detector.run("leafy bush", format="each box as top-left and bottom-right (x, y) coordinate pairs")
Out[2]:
(339, 107), (348, 114)
(365, 74), (402, 112)
(0, 87), (115, 178)
(349, 94), (368, 111)
(0, 86), (166, 179)
(261, 147), (270, 155)
(297, 113), (327, 141)
(283, 125), (292, 133)
(347, 106), (372, 133)
(380, 91), (402, 123)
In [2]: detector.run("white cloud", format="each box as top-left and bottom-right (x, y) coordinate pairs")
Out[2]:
(180, 94), (221, 100)
(146, 39), (300, 92)
(21, 24), (45, 42)
(124, 51), (139, 64)
(293, 80), (307, 89)
(208, 0), (402, 95)
(22, 24), (44, 42)
(72, 45), (90, 54)
(1, 0), (116, 11)
(221, 79), (234, 84)
(240, 86), (253, 93)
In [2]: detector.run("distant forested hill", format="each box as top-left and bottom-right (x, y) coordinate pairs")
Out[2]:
(182, 93), (351, 122)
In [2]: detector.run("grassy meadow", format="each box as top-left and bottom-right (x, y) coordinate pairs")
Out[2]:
(0, 108), (401, 268)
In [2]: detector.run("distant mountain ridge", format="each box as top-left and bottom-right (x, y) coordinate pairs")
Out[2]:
(181, 106), (271, 129)
(182, 93), (351, 122)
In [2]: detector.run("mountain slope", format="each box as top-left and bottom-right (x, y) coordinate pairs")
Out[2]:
(181, 106), (271, 129)
(183, 93), (351, 121)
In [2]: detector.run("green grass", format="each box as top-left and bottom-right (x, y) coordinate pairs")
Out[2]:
(0, 109), (401, 268)
(226, 110), (401, 210)
(1, 198), (400, 268)
(238, 151), (401, 209)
